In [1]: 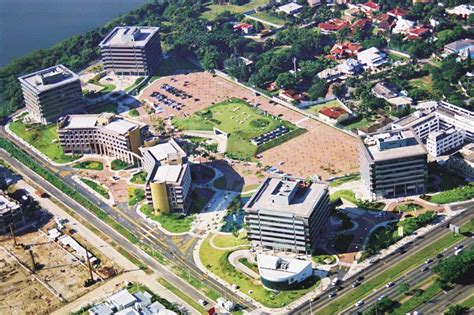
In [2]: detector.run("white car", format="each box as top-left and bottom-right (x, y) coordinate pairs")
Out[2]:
(386, 282), (395, 288)
(198, 299), (207, 306)
(378, 295), (385, 301)
(355, 300), (364, 307)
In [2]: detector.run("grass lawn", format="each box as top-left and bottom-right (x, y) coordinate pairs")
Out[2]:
(130, 171), (148, 184)
(86, 101), (119, 114)
(199, 234), (319, 308)
(111, 159), (132, 171)
(149, 54), (201, 82)
(73, 161), (103, 171)
(312, 252), (336, 265)
(460, 294), (474, 308)
(157, 278), (207, 314)
(330, 189), (358, 204)
(100, 84), (116, 93)
(141, 205), (194, 233)
(342, 116), (370, 130)
(125, 77), (144, 93)
(461, 218), (474, 235)
(391, 281), (442, 315)
(128, 187), (145, 206)
(212, 231), (249, 248)
(250, 11), (286, 26)
(80, 178), (110, 199)
(409, 75), (434, 94)
(304, 100), (343, 116)
(201, 0), (270, 20)
(238, 257), (258, 273)
(395, 202), (423, 213)
(317, 231), (465, 315)
(213, 176), (227, 190)
(389, 52), (410, 62)
(9, 121), (78, 164)
(423, 183), (474, 204)
(329, 174), (360, 187)
(129, 109), (140, 117)
(173, 99), (298, 160)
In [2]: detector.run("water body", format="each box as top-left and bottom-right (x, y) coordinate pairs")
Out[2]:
(0, 0), (147, 67)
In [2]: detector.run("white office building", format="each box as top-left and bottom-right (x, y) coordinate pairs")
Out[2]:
(244, 177), (331, 255)
(426, 128), (465, 157)
(392, 110), (439, 141)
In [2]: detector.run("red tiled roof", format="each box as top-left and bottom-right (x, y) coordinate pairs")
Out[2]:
(233, 23), (253, 30)
(351, 19), (371, 31)
(318, 19), (350, 31)
(409, 27), (430, 35)
(330, 42), (362, 57)
(363, 1), (379, 10)
(319, 107), (347, 119)
(388, 8), (410, 17)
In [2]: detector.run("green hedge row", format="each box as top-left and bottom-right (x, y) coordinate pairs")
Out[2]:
(255, 128), (307, 155)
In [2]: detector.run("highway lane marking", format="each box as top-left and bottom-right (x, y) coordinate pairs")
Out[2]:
(140, 227), (157, 239)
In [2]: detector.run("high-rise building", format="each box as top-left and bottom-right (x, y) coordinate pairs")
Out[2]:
(359, 129), (428, 199)
(244, 177), (331, 255)
(57, 113), (148, 165)
(140, 139), (191, 214)
(18, 65), (83, 124)
(99, 26), (162, 76)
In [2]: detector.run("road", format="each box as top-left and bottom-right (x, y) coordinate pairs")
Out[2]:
(0, 122), (255, 311)
(294, 208), (474, 314)
(347, 237), (474, 314)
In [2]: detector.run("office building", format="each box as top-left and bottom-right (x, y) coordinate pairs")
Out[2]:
(140, 139), (191, 214)
(447, 143), (474, 178)
(0, 193), (25, 235)
(359, 129), (428, 199)
(426, 128), (465, 157)
(435, 102), (474, 142)
(57, 113), (148, 165)
(18, 65), (83, 124)
(392, 110), (439, 141)
(257, 254), (313, 290)
(244, 177), (331, 255)
(99, 26), (162, 76)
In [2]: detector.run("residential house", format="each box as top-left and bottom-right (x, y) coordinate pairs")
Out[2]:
(279, 89), (303, 103)
(318, 19), (350, 34)
(360, 1), (380, 15)
(233, 23), (254, 34)
(446, 5), (474, 19)
(392, 18), (415, 34)
(386, 96), (413, 111)
(317, 68), (342, 83)
(387, 8), (410, 20)
(307, 0), (322, 7)
(444, 39), (474, 59)
(357, 47), (388, 69)
(343, 7), (363, 21)
(276, 3), (303, 15)
(330, 42), (362, 59)
(351, 19), (372, 33)
(373, 14), (397, 32)
(338, 58), (363, 75)
(371, 82), (399, 100)
(319, 106), (349, 124)
(405, 26), (431, 40)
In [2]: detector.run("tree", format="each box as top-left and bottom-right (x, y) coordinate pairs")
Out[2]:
(434, 246), (474, 285)
(308, 78), (328, 100)
(398, 282), (411, 295)
(275, 72), (299, 89)
(444, 304), (468, 315)
(224, 57), (250, 81)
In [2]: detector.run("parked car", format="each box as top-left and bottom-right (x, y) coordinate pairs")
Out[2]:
(355, 300), (364, 307)
(385, 282), (395, 288)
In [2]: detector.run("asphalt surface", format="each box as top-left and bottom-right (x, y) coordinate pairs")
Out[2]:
(0, 124), (255, 311)
(348, 237), (474, 314)
(294, 208), (474, 315)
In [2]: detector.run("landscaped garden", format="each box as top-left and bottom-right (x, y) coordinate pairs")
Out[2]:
(9, 120), (78, 164)
(130, 171), (148, 184)
(172, 99), (301, 160)
(329, 173), (360, 187)
(199, 235), (319, 308)
(422, 183), (474, 204)
(73, 160), (104, 171)
(212, 231), (248, 248)
(395, 202), (423, 213)
(128, 187), (145, 206)
(141, 204), (194, 233)
(312, 249), (337, 265)
(80, 178), (110, 199)
(111, 159), (132, 171)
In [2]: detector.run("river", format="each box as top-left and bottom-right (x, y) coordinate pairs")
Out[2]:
(0, 0), (147, 67)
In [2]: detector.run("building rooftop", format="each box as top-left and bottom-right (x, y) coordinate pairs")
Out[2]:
(392, 110), (436, 129)
(360, 129), (427, 162)
(244, 177), (328, 218)
(0, 194), (20, 215)
(99, 26), (160, 48)
(257, 254), (311, 282)
(276, 3), (303, 14)
(18, 64), (79, 93)
(152, 164), (187, 184)
(144, 140), (186, 162)
(107, 289), (137, 309)
(58, 114), (144, 135)
(319, 107), (347, 119)
(452, 143), (474, 164)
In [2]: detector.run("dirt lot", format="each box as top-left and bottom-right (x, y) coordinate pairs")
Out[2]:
(137, 71), (358, 180)
(0, 248), (60, 314)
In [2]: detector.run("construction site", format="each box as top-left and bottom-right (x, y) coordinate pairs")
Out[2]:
(0, 214), (120, 314)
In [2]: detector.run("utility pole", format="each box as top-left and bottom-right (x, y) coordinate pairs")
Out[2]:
(85, 246), (94, 283)
(293, 57), (297, 73)
(29, 249), (36, 273)
(9, 223), (16, 247)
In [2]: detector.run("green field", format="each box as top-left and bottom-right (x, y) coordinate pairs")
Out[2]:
(250, 11), (286, 26)
(304, 100), (343, 116)
(9, 121), (78, 164)
(199, 234), (319, 308)
(112, 159), (132, 171)
(424, 183), (474, 204)
(212, 231), (249, 248)
(391, 281), (442, 315)
(128, 187), (145, 206)
(141, 205), (194, 233)
(73, 161), (104, 171)
(173, 99), (299, 160)
(80, 178), (110, 199)
(316, 230), (465, 315)
(201, 0), (270, 20)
